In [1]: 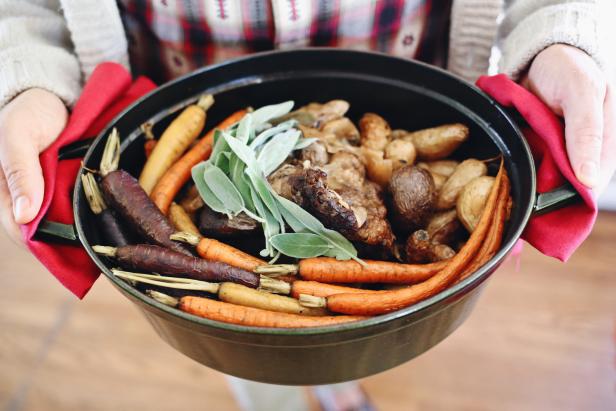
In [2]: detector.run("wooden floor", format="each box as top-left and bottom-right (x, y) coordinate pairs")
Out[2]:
(1, 213), (615, 411)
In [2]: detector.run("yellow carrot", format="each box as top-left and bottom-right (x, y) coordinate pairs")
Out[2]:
(139, 94), (214, 193)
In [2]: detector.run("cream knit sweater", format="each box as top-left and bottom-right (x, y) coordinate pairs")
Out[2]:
(0, 0), (613, 109)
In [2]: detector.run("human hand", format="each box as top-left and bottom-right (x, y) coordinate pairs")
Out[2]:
(0, 88), (68, 244)
(524, 44), (615, 194)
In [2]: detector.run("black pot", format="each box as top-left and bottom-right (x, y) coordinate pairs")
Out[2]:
(40, 49), (577, 385)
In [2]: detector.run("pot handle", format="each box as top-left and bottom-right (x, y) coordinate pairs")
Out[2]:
(32, 137), (95, 244)
(533, 182), (580, 216)
(34, 220), (79, 244)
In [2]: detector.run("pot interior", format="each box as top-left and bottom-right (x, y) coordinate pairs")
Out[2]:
(75, 49), (535, 334)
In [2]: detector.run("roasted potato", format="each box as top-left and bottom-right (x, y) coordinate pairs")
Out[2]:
(403, 123), (468, 160)
(384, 139), (417, 170)
(360, 113), (391, 151)
(362, 147), (394, 188)
(418, 160), (459, 177)
(437, 159), (487, 210)
(457, 176), (495, 232)
(404, 230), (455, 263)
(426, 209), (462, 245)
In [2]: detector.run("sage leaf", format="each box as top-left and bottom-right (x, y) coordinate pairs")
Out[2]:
(251, 101), (294, 126)
(250, 186), (280, 256)
(257, 129), (301, 176)
(277, 195), (357, 260)
(230, 156), (254, 212)
(277, 195), (326, 233)
(214, 151), (231, 173)
(246, 168), (283, 223)
(249, 119), (297, 150)
(221, 131), (258, 173)
(236, 113), (253, 144)
(210, 130), (229, 163)
(293, 137), (319, 151)
(270, 233), (332, 258)
(202, 164), (244, 215)
(191, 162), (228, 214)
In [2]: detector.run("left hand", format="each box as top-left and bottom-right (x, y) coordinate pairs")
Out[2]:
(523, 44), (615, 194)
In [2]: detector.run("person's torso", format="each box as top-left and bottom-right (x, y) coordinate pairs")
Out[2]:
(118, 0), (452, 83)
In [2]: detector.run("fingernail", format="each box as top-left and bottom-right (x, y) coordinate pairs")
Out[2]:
(13, 196), (30, 222)
(579, 162), (599, 187)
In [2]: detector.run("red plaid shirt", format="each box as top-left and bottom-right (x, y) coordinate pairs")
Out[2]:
(119, 0), (452, 84)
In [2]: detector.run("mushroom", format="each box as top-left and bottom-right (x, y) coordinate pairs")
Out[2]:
(388, 165), (436, 230)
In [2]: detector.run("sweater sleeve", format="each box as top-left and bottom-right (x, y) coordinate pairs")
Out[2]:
(0, 0), (82, 109)
(498, 0), (614, 80)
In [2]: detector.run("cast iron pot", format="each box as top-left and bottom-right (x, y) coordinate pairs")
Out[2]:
(39, 49), (577, 385)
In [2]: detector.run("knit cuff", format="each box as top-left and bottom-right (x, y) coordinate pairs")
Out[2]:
(499, 4), (607, 81)
(0, 45), (82, 110)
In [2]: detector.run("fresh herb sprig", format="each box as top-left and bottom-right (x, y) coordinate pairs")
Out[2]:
(191, 101), (360, 263)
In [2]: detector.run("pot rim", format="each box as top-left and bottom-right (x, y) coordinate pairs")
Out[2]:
(74, 48), (536, 336)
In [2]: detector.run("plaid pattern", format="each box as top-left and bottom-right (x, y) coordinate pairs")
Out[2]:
(118, 0), (451, 84)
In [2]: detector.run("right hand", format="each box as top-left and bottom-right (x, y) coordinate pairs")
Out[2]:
(0, 88), (68, 245)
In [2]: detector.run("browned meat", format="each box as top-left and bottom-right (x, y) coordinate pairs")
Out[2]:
(323, 151), (365, 191)
(268, 164), (305, 204)
(298, 168), (359, 235)
(321, 117), (360, 144)
(299, 100), (350, 127)
(338, 181), (395, 249)
(199, 205), (259, 238)
(300, 140), (329, 166)
(269, 153), (393, 250)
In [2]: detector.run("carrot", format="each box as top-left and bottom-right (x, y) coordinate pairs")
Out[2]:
(179, 296), (367, 328)
(139, 94), (215, 194)
(151, 109), (247, 214)
(179, 185), (205, 214)
(290, 281), (377, 299)
(81, 172), (131, 246)
(219, 282), (327, 316)
(98, 130), (192, 255)
(171, 231), (267, 272)
(112, 270), (310, 314)
(96, 244), (290, 294)
(141, 122), (157, 159)
(101, 170), (193, 256)
(312, 162), (508, 316)
(256, 259), (447, 284)
(95, 244), (260, 287)
(169, 202), (201, 237)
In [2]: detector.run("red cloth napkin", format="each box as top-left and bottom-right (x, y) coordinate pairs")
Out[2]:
(21, 62), (156, 298)
(477, 74), (597, 262)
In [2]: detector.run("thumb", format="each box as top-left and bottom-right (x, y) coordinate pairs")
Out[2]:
(0, 135), (45, 224)
(563, 86), (605, 189)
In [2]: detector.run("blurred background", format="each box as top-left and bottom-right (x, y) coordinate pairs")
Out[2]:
(1, 211), (614, 411)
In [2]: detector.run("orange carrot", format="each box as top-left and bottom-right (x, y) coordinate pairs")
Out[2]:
(321, 162), (508, 315)
(179, 296), (366, 328)
(140, 95), (215, 194)
(151, 109), (247, 214)
(141, 122), (157, 158)
(171, 232), (266, 272)
(290, 281), (377, 299)
(144, 139), (157, 158)
(296, 258), (447, 284)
